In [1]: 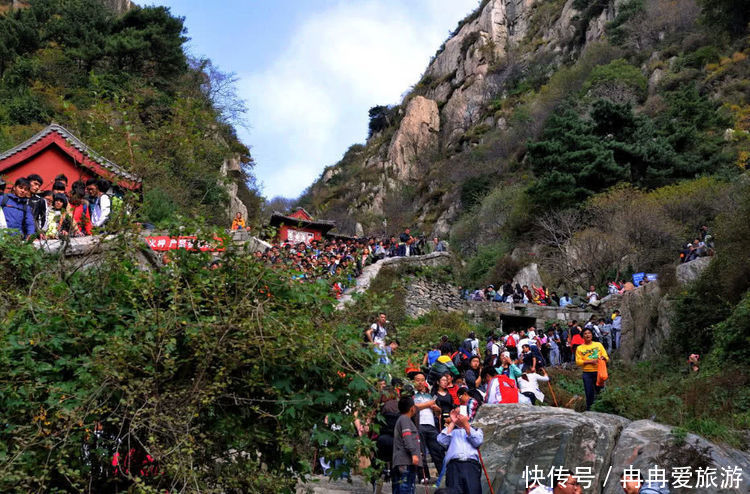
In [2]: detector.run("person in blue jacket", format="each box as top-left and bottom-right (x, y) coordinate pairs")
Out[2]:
(1, 178), (36, 239)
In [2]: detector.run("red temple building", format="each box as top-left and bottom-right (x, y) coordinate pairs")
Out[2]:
(269, 208), (336, 244)
(0, 123), (142, 191)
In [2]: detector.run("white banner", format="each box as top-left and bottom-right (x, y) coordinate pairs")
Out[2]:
(287, 229), (314, 244)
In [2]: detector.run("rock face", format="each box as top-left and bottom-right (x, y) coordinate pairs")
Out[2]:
(100, 0), (132, 14)
(514, 263), (544, 289)
(221, 155), (249, 223)
(474, 405), (750, 494)
(614, 282), (673, 362)
(387, 96), (439, 180)
(476, 405), (627, 494)
(303, 0), (621, 230)
(603, 420), (750, 494)
(676, 257), (712, 285)
(598, 258), (710, 363)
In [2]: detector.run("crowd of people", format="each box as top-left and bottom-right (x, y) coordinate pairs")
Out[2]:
(255, 229), (448, 295)
(0, 174), (118, 240)
(461, 282), (611, 309)
(352, 310), (630, 494)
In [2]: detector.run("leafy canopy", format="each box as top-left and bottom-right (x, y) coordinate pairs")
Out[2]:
(526, 87), (732, 210)
(0, 231), (381, 492)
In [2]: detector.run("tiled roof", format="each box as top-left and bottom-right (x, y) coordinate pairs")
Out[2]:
(270, 211), (336, 228)
(0, 123), (142, 184)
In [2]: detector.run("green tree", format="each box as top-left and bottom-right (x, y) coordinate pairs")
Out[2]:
(697, 0), (750, 37)
(0, 231), (379, 492)
(527, 104), (628, 209)
(527, 95), (733, 210)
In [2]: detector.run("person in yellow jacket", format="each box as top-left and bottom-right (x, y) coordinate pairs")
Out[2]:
(575, 327), (609, 410)
(231, 212), (245, 230)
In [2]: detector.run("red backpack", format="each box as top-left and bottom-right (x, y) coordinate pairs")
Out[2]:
(493, 375), (519, 404)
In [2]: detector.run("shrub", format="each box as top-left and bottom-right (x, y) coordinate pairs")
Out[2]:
(460, 175), (492, 210)
(682, 45), (721, 68)
(485, 255), (522, 286)
(140, 187), (176, 224)
(400, 311), (476, 352)
(583, 58), (648, 102)
(0, 232), (383, 491)
(462, 241), (511, 288)
(712, 291), (750, 365)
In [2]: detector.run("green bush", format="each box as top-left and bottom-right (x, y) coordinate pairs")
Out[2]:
(682, 45), (721, 68)
(399, 311), (476, 352)
(460, 175), (493, 210)
(462, 241), (511, 288)
(606, 0), (645, 46)
(0, 233), (379, 491)
(583, 58), (648, 101)
(140, 187), (177, 224)
(712, 291), (750, 366)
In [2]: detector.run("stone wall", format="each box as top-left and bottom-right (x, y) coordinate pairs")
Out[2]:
(337, 251), (454, 308)
(405, 279), (464, 318)
(464, 300), (597, 330)
(403, 279), (600, 329)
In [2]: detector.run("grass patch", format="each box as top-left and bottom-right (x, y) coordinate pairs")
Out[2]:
(588, 360), (750, 448)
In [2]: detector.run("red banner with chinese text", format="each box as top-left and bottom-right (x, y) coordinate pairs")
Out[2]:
(144, 236), (225, 252)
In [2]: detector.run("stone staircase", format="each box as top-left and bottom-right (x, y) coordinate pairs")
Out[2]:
(336, 252), (453, 309)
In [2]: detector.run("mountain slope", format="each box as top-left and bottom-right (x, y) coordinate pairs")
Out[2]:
(299, 0), (748, 244)
(0, 0), (261, 225)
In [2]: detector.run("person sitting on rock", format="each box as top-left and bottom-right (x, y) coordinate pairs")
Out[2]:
(586, 285), (600, 307)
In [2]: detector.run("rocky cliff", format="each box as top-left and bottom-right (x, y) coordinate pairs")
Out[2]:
(300, 0), (624, 235)
(476, 404), (750, 494)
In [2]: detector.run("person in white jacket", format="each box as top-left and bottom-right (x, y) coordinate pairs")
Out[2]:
(86, 179), (111, 228)
(518, 366), (550, 405)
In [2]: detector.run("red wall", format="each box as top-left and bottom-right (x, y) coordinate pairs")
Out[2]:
(1, 146), (95, 191)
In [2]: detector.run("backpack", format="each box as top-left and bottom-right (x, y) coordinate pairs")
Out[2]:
(451, 350), (469, 370)
(530, 345), (547, 368)
(505, 335), (517, 348)
(428, 359), (447, 379)
(493, 375), (519, 404)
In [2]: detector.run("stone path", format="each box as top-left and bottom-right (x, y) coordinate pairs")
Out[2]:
(298, 475), (440, 494)
(336, 252), (452, 309)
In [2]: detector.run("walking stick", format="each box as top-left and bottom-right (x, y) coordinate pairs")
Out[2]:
(435, 460), (447, 489)
(547, 380), (560, 407)
(478, 450), (496, 494)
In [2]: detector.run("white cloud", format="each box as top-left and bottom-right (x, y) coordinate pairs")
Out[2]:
(240, 0), (479, 198)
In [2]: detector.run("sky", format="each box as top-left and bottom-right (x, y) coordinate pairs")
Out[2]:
(151, 0), (479, 199)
